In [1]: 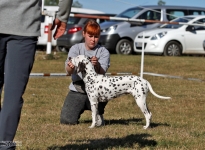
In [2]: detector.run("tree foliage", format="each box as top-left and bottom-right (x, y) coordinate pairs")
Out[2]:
(72, 0), (83, 8)
(158, 0), (166, 6)
(44, 0), (59, 6)
(44, 0), (83, 7)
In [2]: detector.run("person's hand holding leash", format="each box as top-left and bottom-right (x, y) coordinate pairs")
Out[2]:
(67, 61), (75, 69)
(66, 60), (75, 75)
(90, 56), (99, 66)
(51, 18), (67, 39)
(90, 56), (102, 73)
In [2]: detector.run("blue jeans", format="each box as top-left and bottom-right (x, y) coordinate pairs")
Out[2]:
(0, 34), (37, 149)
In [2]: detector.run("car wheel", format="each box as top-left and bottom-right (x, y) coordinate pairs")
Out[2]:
(163, 41), (182, 56)
(56, 46), (69, 52)
(116, 39), (133, 55)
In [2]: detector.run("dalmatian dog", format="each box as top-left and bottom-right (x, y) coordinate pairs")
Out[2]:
(70, 55), (171, 129)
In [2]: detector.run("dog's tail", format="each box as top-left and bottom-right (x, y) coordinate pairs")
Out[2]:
(147, 81), (171, 100)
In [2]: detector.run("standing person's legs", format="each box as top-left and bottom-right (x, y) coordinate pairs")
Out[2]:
(0, 35), (37, 149)
(0, 34), (7, 112)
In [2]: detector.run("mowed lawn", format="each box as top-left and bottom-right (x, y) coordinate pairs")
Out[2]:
(7, 52), (205, 149)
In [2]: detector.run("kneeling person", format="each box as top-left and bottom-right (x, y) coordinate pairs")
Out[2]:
(60, 19), (110, 126)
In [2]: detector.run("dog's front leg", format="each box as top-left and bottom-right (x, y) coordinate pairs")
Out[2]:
(89, 102), (98, 128)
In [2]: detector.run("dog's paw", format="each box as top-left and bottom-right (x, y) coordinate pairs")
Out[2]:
(89, 125), (95, 128)
(89, 123), (96, 128)
(143, 125), (150, 129)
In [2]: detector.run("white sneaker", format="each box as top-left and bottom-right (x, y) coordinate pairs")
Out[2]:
(96, 114), (105, 126)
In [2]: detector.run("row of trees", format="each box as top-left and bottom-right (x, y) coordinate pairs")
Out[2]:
(44, 0), (166, 7)
(44, 0), (83, 7)
(158, 0), (166, 5)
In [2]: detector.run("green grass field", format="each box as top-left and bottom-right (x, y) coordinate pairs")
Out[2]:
(2, 52), (205, 149)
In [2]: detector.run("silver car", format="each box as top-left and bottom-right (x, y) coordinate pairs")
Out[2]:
(56, 14), (116, 52)
(99, 5), (205, 55)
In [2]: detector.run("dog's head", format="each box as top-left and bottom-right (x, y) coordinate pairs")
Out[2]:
(69, 55), (91, 74)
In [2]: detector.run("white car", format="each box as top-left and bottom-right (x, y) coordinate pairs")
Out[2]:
(134, 15), (205, 56)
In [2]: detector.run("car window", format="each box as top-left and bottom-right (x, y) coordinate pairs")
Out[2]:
(137, 9), (161, 20)
(67, 14), (115, 25)
(188, 10), (205, 15)
(193, 18), (205, 30)
(166, 9), (188, 21)
(160, 17), (193, 29)
(41, 15), (45, 23)
(116, 7), (143, 18)
(67, 17), (81, 24)
(97, 19), (108, 24)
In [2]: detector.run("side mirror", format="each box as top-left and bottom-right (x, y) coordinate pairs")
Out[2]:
(186, 26), (195, 31)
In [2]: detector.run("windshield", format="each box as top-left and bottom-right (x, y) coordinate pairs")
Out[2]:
(160, 17), (194, 29)
(116, 7), (143, 18)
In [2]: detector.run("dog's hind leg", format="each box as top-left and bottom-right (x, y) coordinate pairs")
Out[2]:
(143, 110), (152, 129)
(89, 101), (98, 128)
(134, 95), (152, 129)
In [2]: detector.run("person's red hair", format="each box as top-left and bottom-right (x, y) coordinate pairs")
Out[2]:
(83, 19), (100, 36)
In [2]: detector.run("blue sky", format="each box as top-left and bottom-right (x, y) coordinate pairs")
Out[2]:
(76, 0), (205, 14)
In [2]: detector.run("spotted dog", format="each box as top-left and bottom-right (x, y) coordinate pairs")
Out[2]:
(70, 55), (171, 129)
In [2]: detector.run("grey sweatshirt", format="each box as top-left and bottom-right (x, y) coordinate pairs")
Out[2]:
(0, 0), (72, 36)
(65, 43), (110, 92)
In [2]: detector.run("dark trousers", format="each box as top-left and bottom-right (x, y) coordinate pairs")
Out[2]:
(0, 34), (37, 149)
(60, 90), (107, 124)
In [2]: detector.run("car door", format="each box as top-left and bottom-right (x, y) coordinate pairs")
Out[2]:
(184, 18), (205, 54)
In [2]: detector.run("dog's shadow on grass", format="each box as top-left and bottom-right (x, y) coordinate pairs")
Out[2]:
(48, 119), (170, 149)
(81, 118), (170, 128)
(81, 117), (143, 125)
(48, 133), (157, 150)
(150, 122), (170, 128)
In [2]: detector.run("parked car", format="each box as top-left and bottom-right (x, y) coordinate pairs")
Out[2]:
(134, 15), (205, 56)
(99, 5), (205, 55)
(56, 13), (116, 52)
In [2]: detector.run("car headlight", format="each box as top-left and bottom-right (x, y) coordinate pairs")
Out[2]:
(151, 31), (167, 40)
(102, 25), (118, 33)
